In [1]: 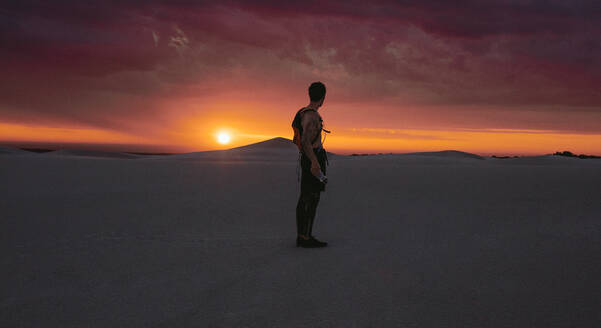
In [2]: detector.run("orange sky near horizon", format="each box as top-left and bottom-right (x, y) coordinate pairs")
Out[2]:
(3, 119), (601, 156)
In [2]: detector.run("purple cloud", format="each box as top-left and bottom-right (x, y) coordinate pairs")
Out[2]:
(1, 0), (600, 135)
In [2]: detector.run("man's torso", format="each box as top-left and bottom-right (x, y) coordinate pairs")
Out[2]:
(297, 107), (322, 149)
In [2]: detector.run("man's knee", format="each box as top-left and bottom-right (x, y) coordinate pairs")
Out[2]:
(300, 190), (320, 202)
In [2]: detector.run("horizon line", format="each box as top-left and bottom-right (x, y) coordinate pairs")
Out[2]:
(2, 136), (598, 157)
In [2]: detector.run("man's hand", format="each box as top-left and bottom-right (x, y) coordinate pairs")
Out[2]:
(310, 161), (321, 178)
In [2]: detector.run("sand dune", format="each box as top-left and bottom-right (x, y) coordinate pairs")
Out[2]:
(167, 137), (301, 161)
(228, 136), (297, 151)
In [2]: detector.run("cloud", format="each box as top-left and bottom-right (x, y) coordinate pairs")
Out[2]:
(168, 26), (189, 55)
(349, 127), (453, 140)
(152, 31), (159, 47)
(0, 0), (600, 138)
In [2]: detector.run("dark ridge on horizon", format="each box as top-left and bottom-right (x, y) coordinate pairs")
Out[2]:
(20, 148), (54, 153)
(491, 155), (520, 159)
(15, 147), (174, 156)
(350, 149), (484, 160)
(49, 149), (141, 159)
(0, 146), (28, 154)
(554, 151), (601, 159)
(0, 141), (177, 154)
(125, 152), (175, 156)
(404, 150), (484, 160)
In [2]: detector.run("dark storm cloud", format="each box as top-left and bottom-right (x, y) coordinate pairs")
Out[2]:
(1, 0), (600, 133)
(230, 0), (601, 37)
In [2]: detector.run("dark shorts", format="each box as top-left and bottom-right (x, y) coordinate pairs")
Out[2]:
(300, 147), (328, 193)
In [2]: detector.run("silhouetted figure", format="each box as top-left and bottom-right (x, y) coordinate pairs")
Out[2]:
(291, 82), (330, 248)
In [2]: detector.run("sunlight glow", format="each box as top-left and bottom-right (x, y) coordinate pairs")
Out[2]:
(217, 132), (231, 144)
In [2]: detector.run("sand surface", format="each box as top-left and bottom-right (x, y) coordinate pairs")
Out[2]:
(1, 139), (600, 327)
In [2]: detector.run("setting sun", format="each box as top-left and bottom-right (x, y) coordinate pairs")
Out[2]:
(217, 132), (231, 145)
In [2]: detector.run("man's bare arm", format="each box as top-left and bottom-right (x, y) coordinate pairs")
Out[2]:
(301, 112), (320, 172)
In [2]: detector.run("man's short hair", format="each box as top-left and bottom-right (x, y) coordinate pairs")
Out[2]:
(308, 82), (326, 102)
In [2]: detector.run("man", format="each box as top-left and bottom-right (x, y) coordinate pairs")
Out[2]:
(291, 82), (329, 248)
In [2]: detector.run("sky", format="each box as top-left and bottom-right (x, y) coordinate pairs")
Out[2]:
(1, 0), (601, 155)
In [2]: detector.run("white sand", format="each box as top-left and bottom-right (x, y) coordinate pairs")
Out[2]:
(1, 139), (600, 327)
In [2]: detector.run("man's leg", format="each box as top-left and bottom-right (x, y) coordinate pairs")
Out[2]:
(305, 191), (321, 237)
(306, 148), (325, 236)
(296, 150), (327, 246)
(296, 191), (308, 237)
(297, 153), (313, 238)
(296, 189), (319, 237)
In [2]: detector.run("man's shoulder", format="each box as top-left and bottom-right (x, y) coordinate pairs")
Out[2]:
(300, 108), (320, 118)
(301, 110), (320, 123)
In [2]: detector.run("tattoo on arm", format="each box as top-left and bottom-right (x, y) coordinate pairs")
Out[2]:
(301, 113), (319, 165)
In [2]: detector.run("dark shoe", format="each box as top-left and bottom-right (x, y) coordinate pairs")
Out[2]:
(297, 236), (310, 247)
(297, 236), (328, 248)
(296, 235), (328, 248)
(309, 236), (328, 247)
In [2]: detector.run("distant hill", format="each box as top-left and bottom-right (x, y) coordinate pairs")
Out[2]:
(170, 137), (297, 160)
(225, 137), (339, 157)
(169, 137), (346, 161)
(402, 150), (484, 160)
(227, 137), (297, 151)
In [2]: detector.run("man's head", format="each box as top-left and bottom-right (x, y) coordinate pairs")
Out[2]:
(308, 82), (326, 106)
